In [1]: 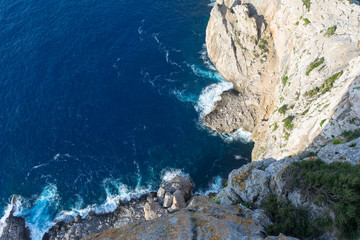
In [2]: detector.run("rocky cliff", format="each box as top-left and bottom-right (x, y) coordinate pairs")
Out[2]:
(205, 0), (360, 161)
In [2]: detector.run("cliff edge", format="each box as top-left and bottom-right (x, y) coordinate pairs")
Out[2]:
(205, 0), (360, 160)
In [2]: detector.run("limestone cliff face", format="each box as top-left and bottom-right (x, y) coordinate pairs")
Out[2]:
(205, 0), (360, 160)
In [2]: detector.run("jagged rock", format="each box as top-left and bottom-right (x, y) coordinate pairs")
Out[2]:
(163, 192), (173, 208)
(0, 197), (30, 240)
(169, 190), (186, 213)
(316, 137), (360, 165)
(83, 202), (292, 240)
(157, 187), (165, 199)
(216, 186), (242, 205)
(143, 202), (166, 221)
(158, 175), (193, 201)
(43, 192), (156, 240)
(218, 157), (300, 206)
(186, 195), (209, 210)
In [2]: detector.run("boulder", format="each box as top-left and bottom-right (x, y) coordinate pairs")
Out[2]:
(169, 190), (186, 213)
(163, 192), (173, 208)
(143, 202), (166, 221)
(158, 175), (192, 201)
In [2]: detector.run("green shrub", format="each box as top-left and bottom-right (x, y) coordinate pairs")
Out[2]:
(303, 18), (311, 26)
(349, 142), (357, 147)
(303, 151), (317, 158)
(284, 131), (290, 141)
(278, 104), (288, 115)
(305, 71), (343, 97)
(302, 108), (309, 115)
(283, 116), (295, 130)
(306, 57), (324, 76)
(282, 75), (289, 86)
(272, 122), (279, 132)
(302, 0), (311, 11)
(261, 194), (331, 239)
(342, 129), (360, 142)
(320, 119), (326, 127)
(209, 196), (220, 204)
(240, 201), (254, 209)
(258, 37), (269, 54)
(332, 138), (342, 144)
(326, 26), (337, 37)
(286, 160), (360, 239)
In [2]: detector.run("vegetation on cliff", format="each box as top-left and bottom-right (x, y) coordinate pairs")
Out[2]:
(261, 194), (331, 239)
(284, 159), (360, 239)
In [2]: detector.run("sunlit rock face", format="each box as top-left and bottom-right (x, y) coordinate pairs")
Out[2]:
(206, 0), (360, 161)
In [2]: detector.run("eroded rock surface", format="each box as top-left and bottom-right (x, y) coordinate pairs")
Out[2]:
(83, 201), (296, 240)
(0, 197), (30, 240)
(206, 0), (360, 161)
(40, 175), (193, 240)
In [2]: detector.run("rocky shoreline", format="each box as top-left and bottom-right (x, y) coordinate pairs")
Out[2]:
(1, 0), (360, 239)
(0, 174), (293, 240)
(2, 136), (360, 239)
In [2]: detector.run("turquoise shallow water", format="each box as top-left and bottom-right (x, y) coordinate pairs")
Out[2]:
(0, 0), (253, 238)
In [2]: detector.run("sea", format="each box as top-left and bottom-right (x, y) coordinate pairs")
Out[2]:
(0, 0), (253, 238)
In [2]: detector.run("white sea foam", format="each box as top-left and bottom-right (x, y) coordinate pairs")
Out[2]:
(208, 0), (216, 7)
(190, 64), (224, 82)
(0, 201), (14, 236)
(8, 185), (59, 240)
(194, 79), (252, 143)
(196, 175), (223, 195)
(199, 44), (216, 71)
(195, 81), (233, 119)
(171, 89), (198, 103)
(161, 168), (189, 182)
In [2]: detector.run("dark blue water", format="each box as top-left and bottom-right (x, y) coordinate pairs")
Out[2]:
(0, 0), (252, 238)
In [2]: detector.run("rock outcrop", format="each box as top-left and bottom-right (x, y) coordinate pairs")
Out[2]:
(0, 175), (195, 240)
(0, 197), (30, 240)
(83, 201), (297, 240)
(206, 0), (360, 161)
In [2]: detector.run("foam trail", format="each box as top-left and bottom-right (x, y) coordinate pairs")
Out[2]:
(190, 64), (224, 82)
(199, 44), (216, 71)
(171, 89), (198, 103)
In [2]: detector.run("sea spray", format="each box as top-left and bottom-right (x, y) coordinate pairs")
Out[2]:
(15, 185), (58, 240)
(161, 168), (189, 182)
(196, 175), (223, 195)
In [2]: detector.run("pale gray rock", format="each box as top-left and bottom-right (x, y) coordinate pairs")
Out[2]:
(158, 175), (193, 201)
(163, 192), (173, 208)
(169, 190), (186, 213)
(316, 137), (360, 165)
(186, 195), (209, 210)
(143, 202), (166, 221)
(83, 202), (294, 240)
(157, 187), (165, 199)
(206, 0), (360, 161)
